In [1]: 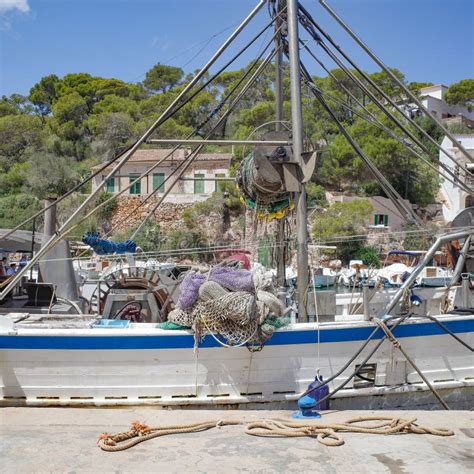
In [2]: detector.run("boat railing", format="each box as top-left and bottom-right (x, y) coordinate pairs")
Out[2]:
(379, 229), (473, 317)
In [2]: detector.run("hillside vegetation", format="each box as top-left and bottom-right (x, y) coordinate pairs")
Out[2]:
(0, 62), (470, 235)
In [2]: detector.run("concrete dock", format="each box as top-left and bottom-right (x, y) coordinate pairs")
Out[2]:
(1, 408), (472, 473)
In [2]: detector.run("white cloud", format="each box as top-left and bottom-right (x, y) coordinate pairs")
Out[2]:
(0, 0), (30, 14)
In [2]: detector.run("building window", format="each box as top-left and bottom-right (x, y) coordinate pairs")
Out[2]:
(194, 173), (205, 194)
(374, 214), (389, 226)
(129, 174), (141, 195)
(153, 173), (165, 193)
(215, 173), (226, 192)
(105, 177), (115, 193)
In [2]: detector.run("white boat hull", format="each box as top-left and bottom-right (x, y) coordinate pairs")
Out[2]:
(1, 315), (472, 409)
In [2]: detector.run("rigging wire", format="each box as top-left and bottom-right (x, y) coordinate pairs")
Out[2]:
(317, 0), (474, 165)
(298, 58), (424, 227)
(108, 32), (283, 240)
(130, 48), (281, 239)
(298, 42), (471, 193)
(298, 3), (472, 177)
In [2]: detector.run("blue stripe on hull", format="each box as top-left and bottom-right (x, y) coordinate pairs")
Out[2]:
(0, 319), (472, 350)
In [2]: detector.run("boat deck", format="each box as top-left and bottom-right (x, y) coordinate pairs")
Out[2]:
(1, 407), (472, 473)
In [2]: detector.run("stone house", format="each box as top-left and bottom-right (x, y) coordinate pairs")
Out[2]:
(327, 193), (412, 232)
(91, 149), (233, 203)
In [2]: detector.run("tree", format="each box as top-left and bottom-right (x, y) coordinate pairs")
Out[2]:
(445, 79), (474, 111)
(26, 152), (79, 199)
(0, 194), (42, 230)
(143, 64), (184, 93)
(306, 182), (327, 207)
(0, 114), (44, 171)
(354, 246), (381, 267)
(29, 74), (60, 116)
(408, 82), (433, 94)
(312, 199), (374, 263)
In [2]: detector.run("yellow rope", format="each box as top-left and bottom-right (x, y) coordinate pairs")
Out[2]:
(97, 416), (454, 451)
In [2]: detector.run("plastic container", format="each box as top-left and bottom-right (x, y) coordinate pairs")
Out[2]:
(92, 319), (130, 329)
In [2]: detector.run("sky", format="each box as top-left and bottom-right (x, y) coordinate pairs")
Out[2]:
(0, 0), (473, 97)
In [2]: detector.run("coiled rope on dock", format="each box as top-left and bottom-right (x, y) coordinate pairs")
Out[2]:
(97, 416), (454, 451)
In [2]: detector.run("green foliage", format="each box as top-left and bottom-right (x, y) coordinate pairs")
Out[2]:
(448, 122), (472, 134)
(407, 82), (434, 94)
(29, 74), (60, 116)
(165, 229), (208, 260)
(445, 79), (474, 111)
(354, 246), (381, 268)
(0, 194), (41, 230)
(143, 64), (184, 93)
(95, 191), (117, 222)
(312, 199), (374, 263)
(26, 152), (79, 199)
(306, 182), (327, 207)
(0, 114), (44, 171)
(402, 224), (432, 251)
(0, 162), (29, 196)
(133, 222), (166, 252)
(0, 61), (471, 231)
(182, 184), (243, 230)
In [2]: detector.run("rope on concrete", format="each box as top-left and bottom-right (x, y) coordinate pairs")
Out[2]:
(97, 416), (454, 451)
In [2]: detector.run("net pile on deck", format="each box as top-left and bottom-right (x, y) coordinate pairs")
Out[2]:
(164, 264), (289, 349)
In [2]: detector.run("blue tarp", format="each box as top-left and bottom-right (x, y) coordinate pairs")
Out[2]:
(82, 232), (136, 255)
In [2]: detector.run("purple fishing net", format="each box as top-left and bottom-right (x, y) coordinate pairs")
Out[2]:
(178, 271), (206, 309)
(210, 266), (254, 293)
(178, 267), (255, 309)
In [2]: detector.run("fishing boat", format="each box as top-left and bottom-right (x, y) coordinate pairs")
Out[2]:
(1, 0), (473, 412)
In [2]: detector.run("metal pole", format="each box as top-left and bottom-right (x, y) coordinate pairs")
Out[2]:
(319, 0), (474, 164)
(461, 273), (471, 308)
(275, 0), (287, 291)
(449, 235), (471, 286)
(362, 283), (370, 321)
(0, 0), (266, 300)
(30, 217), (36, 281)
(380, 229), (473, 317)
(147, 139), (292, 146)
(287, 0), (308, 321)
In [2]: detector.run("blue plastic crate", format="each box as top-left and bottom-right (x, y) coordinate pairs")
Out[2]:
(92, 319), (130, 328)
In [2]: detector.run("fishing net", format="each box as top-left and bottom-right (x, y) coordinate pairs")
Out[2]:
(178, 267), (255, 309)
(236, 153), (293, 220)
(169, 266), (289, 349)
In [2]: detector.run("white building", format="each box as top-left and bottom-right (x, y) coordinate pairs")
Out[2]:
(404, 85), (474, 127)
(91, 149), (233, 204)
(438, 134), (474, 222)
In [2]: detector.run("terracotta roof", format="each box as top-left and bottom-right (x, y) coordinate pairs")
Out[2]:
(92, 149), (232, 170)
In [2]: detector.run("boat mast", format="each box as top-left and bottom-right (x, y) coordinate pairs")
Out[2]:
(287, 0), (309, 321)
(274, 0), (286, 292)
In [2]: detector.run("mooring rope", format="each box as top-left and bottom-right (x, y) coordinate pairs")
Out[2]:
(97, 416), (454, 451)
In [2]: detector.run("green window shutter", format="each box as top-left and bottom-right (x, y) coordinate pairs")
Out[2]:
(106, 178), (115, 193)
(374, 214), (378, 226)
(129, 174), (141, 195)
(384, 214), (389, 226)
(215, 173), (226, 192)
(194, 173), (205, 194)
(153, 173), (165, 192)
